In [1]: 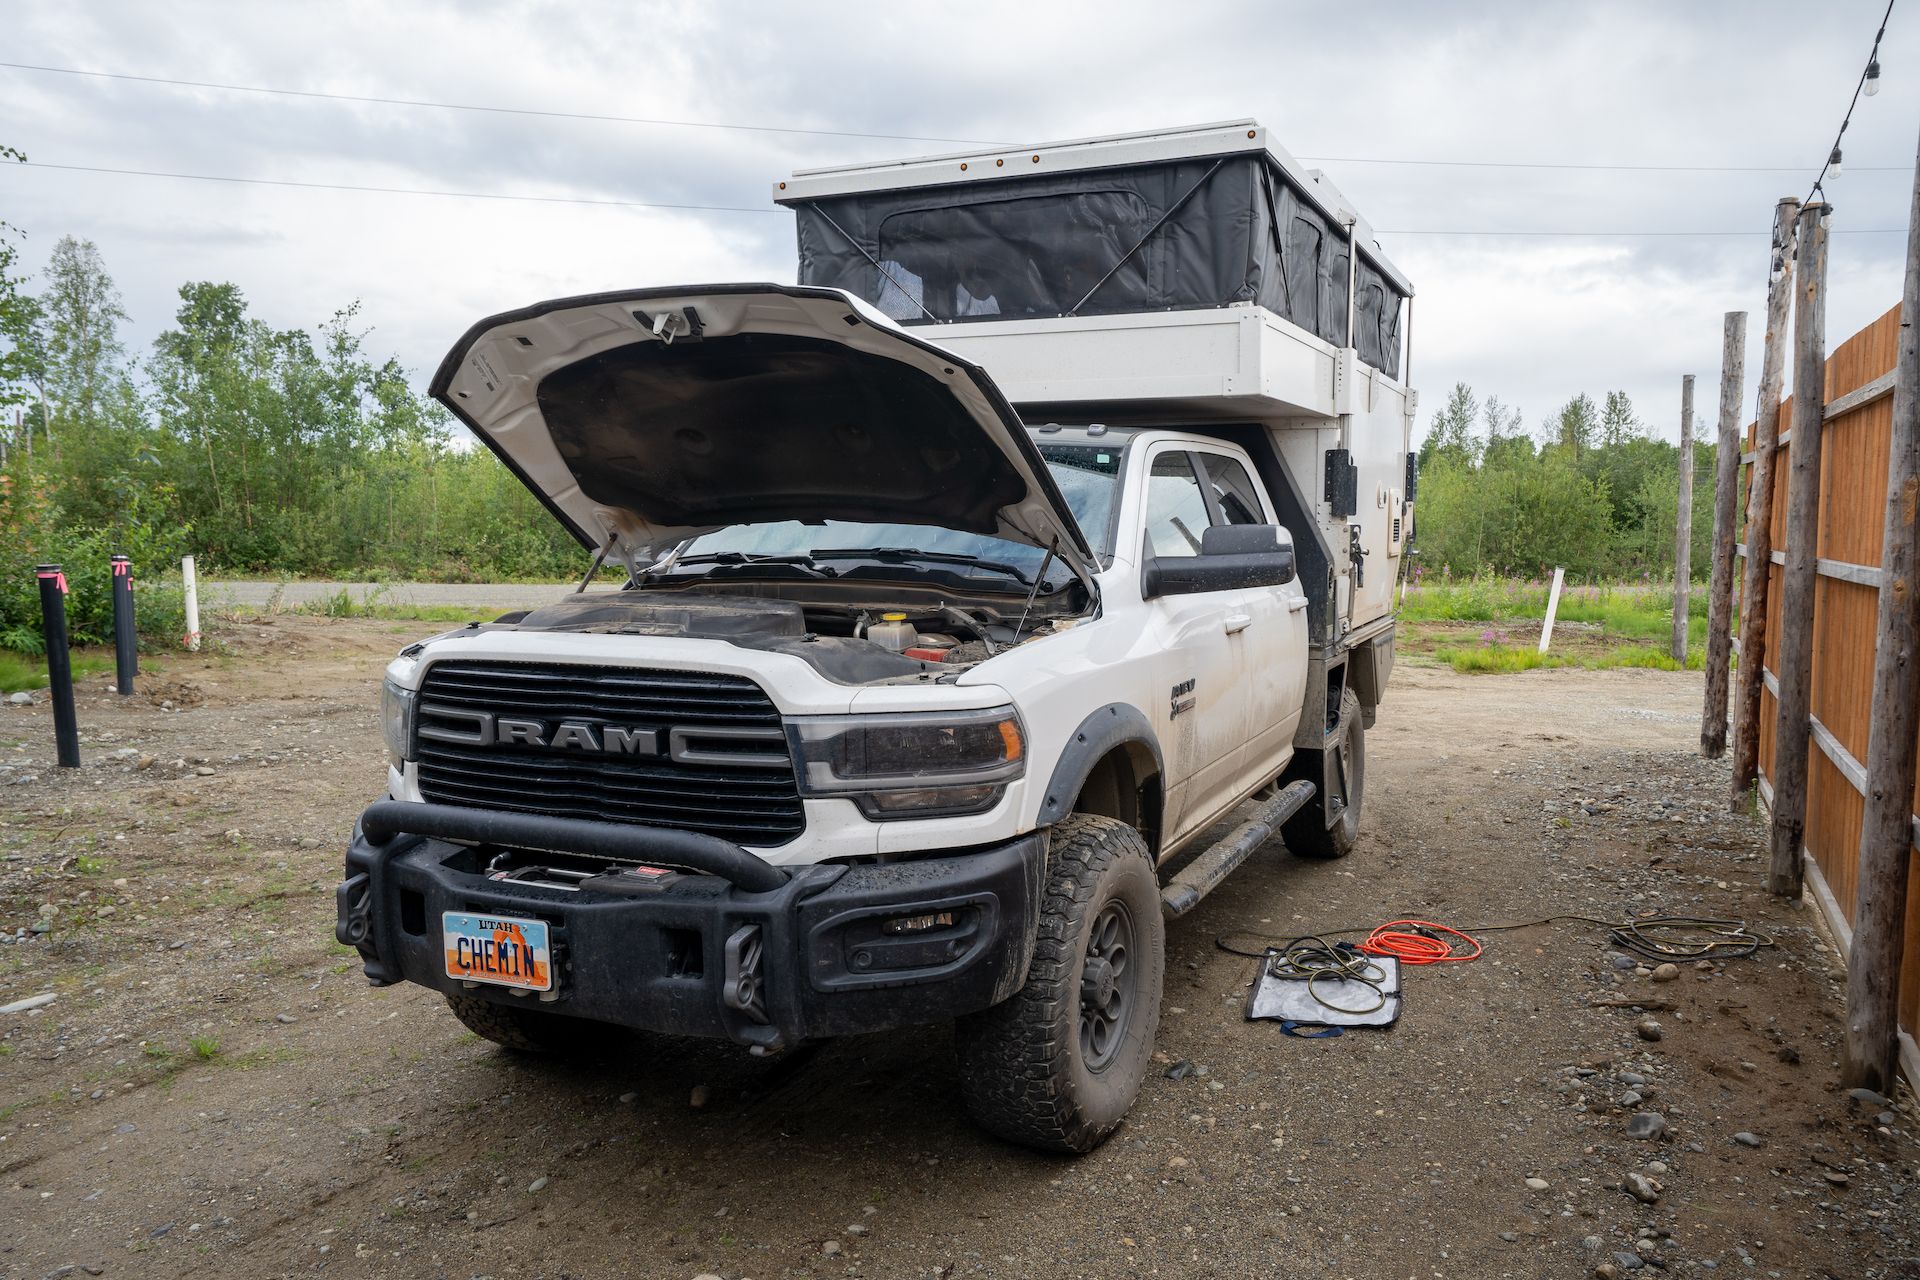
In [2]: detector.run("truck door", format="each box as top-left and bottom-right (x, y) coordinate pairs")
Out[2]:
(1140, 447), (1250, 844)
(1191, 448), (1311, 787)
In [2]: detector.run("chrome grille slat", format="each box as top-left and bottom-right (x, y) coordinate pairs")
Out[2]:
(413, 661), (803, 846)
(415, 749), (803, 806)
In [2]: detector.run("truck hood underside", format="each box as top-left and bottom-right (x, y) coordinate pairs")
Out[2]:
(429, 284), (1097, 582)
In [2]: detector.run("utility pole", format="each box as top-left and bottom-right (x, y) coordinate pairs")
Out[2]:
(1703, 312), (1748, 757)
(1768, 201), (1831, 900)
(1843, 126), (1920, 1094)
(1672, 374), (1696, 663)
(1731, 197), (1802, 808)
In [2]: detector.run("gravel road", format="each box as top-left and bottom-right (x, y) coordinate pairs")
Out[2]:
(1, 615), (1914, 1279)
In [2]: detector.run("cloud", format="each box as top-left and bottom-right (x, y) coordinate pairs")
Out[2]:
(2, 0), (1912, 439)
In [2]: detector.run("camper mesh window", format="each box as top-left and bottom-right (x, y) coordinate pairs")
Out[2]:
(873, 192), (1153, 321)
(793, 154), (1406, 377)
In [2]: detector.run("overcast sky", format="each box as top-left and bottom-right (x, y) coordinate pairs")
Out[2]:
(4, 0), (1916, 444)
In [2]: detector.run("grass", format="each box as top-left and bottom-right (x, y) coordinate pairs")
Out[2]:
(222, 587), (500, 626)
(189, 1035), (222, 1061)
(1430, 642), (1706, 675)
(1431, 644), (1563, 675)
(0, 650), (116, 695)
(286, 584), (503, 624)
(229, 1045), (301, 1071)
(1404, 575), (1716, 675)
(326, 603), (501, 624)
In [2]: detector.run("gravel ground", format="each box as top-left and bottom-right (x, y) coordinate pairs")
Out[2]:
(0, 615), (1915, 1279)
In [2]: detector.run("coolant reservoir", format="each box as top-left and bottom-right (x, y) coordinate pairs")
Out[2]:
(867, 611), (918, 652)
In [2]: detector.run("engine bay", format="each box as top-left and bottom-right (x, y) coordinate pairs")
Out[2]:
(479, 588), (1082, 686)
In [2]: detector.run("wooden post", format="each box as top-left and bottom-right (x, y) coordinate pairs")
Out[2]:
(1731, 197), (1802, 808)
(1703, 312), (1749, 757)
(1672, 374), (1696, 662)
(1843, 128), (1920, 1094)
(181, 555), (201, 652)
(1539, 567), (1565, 653)
(1767, 202), (1830, 900)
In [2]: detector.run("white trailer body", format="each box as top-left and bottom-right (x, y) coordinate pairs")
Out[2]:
(775, 119), (1417, 731)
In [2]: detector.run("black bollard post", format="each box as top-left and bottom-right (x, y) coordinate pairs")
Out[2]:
(36, 565), (80, 768)
(110, 554), (136, 695)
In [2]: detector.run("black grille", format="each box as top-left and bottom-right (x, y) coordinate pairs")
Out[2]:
(412, 661), (803, 847)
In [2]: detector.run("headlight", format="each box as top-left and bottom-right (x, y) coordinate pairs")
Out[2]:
(787, 706), (1025, 820)
(380, 678), (418, 767)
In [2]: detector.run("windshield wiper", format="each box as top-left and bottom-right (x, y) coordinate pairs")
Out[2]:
(660, 551), (831, 579)
(673, 552), (821, 568)
(809, 546), (1040, 588)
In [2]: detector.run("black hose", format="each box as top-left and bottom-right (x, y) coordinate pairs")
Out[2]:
(941, 604), (999, 656)
(1218, 914), (1775, 963)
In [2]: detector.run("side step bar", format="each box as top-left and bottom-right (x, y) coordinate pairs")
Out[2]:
(1159, 780), (1316, 918)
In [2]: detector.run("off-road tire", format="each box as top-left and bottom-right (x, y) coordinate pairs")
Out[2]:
(1282, 688), (1366, 859)
(445, 992), (616, 1056)
(953, 814), (1164, 1154)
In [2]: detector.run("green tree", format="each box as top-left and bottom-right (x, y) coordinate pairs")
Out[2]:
(1482, 395), (1534, 471)
(140, 282), (577, 577)
(39, 237), (132, 442)
(0, 144), (46, 465)
(1420, 381), (1479, 468)
(1482, 395), (1521, 441)
(1598, 390), (1640, 447)
(1548, 393), (1599, 458)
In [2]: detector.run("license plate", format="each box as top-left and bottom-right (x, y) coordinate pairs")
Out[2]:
(442, 912), (553, 992)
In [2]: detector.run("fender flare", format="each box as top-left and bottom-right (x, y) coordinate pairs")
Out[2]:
(1035, 703), (1164, 826)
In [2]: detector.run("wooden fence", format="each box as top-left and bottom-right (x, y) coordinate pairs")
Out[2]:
(1736, 300), (1920, 1073)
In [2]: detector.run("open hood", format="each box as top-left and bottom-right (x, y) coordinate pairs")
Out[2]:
(430, 284), (1097, 585)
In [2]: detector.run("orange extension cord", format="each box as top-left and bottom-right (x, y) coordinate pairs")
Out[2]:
(1218, 914), (1775, 965)
(1359, 919), (1483, 964)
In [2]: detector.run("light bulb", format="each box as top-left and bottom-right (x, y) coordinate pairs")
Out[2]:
(1866, 56), (1882, 97)
(1829, 147), (1844, 180)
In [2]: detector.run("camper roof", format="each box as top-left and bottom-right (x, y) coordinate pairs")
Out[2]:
(773, 119), (1409, 295)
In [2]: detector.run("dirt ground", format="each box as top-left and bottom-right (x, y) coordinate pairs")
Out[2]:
(1, 614), (1915, 1280)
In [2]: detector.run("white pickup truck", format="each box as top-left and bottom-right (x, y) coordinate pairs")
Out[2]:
(336, 122), (1415, 1152)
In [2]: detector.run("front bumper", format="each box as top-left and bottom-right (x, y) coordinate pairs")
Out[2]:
(335, 803), (1045, 1052)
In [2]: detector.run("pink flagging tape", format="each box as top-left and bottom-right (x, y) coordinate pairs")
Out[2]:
(36, 570), (70, 594)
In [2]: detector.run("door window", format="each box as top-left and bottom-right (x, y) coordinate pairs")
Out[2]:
(1197, 453), (1267, 525)
(1143, 452), (1210, 558)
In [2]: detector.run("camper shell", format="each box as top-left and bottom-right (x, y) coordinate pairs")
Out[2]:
(775, 118), (1417, 723)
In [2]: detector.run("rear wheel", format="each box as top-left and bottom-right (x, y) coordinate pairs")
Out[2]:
(1282, 688), (1366, 859)
(953, 814), (1164, 1153)
(445, 992), (618, 1056)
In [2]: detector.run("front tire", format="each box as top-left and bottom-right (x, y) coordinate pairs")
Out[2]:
(954, 814), (1164, 1154)
(1282, 688), (1366, 859)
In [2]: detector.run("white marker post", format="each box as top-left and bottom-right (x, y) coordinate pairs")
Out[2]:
(1539, 567), (1566, 654)
(181, 554), (201, 651)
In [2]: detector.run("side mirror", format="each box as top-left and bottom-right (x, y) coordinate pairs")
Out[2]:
(1143, 524), (1297, 598)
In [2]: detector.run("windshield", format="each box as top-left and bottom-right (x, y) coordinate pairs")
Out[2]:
(677, 440), (1125, 576)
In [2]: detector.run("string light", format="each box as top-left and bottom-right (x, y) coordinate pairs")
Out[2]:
(1808, 0), (1895, 199)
